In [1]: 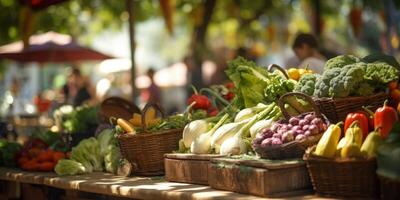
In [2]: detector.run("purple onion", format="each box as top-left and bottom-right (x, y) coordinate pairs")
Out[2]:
(273, 133), (282, 139)
(271, 138), (283, 145)
(311, 118), (323, 125)
(299, 119), (308, 126)
(295, 130), (304, 136)
(304, 114), (315, 122)
(304, 130), (311, 136)
(309, 125), (319, 135)
(289, 117), (300, 125)
(302, 125), (310, 131)
(287, 124), (293, 129)
(261, 138), (273, 148)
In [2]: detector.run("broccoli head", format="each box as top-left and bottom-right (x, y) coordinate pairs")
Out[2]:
(294, 74), (319, 96)
(328, 63), (365, 97)
(324, 55), (360, 71)
(364, 62), (399, 84)
(314, 68), (342, 97)
(355, 82), (375, 96)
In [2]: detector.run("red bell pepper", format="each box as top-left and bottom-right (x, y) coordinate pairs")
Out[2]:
(374, 100), (398, 139)
(362, 107), (375, 131)
(344, 112), (369, 140)
(187, 94), (211, 110)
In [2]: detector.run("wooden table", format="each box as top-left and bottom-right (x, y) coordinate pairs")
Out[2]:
(0, 167), (335, 200)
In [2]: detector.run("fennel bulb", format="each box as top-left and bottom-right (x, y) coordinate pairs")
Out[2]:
(190, 114), (229, 154)
(182, 120), (209, 148)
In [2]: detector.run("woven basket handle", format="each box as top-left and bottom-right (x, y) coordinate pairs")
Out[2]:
(278, 92), (322, 120)
(104, 97), (141, 114)
(267, 64), (289, 79)
(141, 102), (166, 132)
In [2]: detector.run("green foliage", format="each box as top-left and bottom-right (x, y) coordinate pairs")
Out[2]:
(0, 139), (22, 167)
(63, 106), (99, 133)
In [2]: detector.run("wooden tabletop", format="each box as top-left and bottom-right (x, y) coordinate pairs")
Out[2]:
(0, 167), (335, 200)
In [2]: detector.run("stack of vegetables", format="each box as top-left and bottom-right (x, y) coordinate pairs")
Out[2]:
(55, 128), (121, 175)
(295, 54), (399, 97)
(252, 113), (328, 149)
(16, 131), (68, 172)
(313, 101), (397, 159)
(178, 57), (311, 156)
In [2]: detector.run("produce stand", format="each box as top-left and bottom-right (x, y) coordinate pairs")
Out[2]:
(0, 167), (332, 200)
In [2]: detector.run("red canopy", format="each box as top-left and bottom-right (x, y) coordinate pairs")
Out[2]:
(0, 31), (113, 63)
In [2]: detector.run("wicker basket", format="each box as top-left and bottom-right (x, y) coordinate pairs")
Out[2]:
(99, 97), (141, 123)
(303, 146), (379, 198)
(378, 175), (400, 200)
(254, 92), (329, 160)
(116, 103), (182, 176)
(313, 92), (388, 123)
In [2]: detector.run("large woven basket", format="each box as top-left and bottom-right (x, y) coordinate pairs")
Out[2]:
(313, 92), (388, 123)
(303, 146), (379, 198)
(254, 92), (329, 160)
(116, 103), (182, 176)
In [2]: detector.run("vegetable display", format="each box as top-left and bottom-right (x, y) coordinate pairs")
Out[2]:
(253, 113), (327, 149)
(307, 55), (400, 98)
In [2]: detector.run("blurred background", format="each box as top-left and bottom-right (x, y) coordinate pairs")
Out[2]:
(0, 0), (399, 120)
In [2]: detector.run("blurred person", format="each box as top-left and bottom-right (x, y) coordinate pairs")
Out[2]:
(140, 68), (161, 104)
(62, 68), (96, 107)
(292, 33), (326, 74)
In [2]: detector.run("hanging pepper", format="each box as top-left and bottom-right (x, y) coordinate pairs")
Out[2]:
(374, 100), (398, 139)
(344, 112), (369, 140)
(187, 94), (211, 110)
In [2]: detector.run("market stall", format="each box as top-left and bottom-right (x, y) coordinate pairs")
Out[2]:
(1, 55), (400, 200)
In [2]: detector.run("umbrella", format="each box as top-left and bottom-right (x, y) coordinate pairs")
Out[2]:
(0, 31), (113, 63)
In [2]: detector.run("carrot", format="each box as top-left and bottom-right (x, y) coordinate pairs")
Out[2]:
(38, 162), (56, 172)
(23, 160), (40, 171)
(37, 151), (53, 162)
(52, 152), (65, 163)
(18, 157), (29, 166)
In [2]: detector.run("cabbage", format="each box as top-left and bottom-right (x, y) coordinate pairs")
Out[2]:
(96, 129), (115, 156)
(71, 137), (103, 172)
(55, 159), (87, 176)
(104, 145), (121, 174)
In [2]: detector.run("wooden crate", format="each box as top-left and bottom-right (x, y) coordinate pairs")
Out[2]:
(208, 157), (312, 197)
(164, 153), (225, 185)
